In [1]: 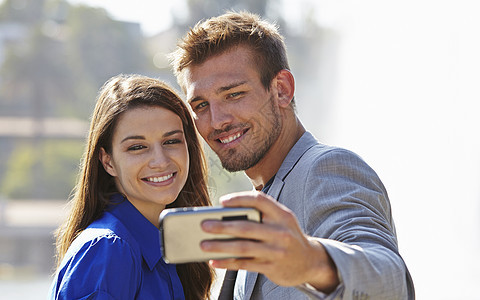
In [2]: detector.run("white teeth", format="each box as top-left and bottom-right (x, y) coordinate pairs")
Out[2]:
(220, 132), (242, 144)
(146, 173), (173, 183)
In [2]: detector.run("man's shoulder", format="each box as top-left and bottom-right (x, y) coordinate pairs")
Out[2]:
(300, 141), (364, 167)
(292, 131), (363, 162)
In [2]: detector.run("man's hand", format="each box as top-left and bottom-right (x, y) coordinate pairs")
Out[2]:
(200, 191), (339, 293)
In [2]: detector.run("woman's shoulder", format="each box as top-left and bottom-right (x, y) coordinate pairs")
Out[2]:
(63, 212), (141, 266)
(52, 217), (142, 299)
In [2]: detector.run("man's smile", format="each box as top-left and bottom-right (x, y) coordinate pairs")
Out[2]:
(215, 128), (249, 145)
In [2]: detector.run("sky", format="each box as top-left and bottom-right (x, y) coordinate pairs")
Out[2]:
(7, 0), (480, 298)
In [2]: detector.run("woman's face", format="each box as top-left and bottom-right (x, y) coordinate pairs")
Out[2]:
(100, 106), (189, 226)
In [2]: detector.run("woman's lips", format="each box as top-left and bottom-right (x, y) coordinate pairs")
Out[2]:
(143, 172), (176, 183)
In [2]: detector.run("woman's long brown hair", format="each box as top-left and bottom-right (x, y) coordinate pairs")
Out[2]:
(55, 74), (214, 299)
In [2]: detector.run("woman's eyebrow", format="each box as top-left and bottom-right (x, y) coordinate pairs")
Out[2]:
(120, 135), (144, 144)
(120, 130), (183, 144)
(163, 129), (183, 137)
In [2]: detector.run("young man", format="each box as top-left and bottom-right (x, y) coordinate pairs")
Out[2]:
(170, 11), (414, 300)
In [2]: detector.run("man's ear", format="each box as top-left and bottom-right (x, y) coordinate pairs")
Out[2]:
(99, 147), (117, 177)
(273, 69), (295, 108)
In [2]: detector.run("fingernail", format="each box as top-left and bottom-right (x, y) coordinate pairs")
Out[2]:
(201, 220), (213, 231)
(200, 241), (211, 250)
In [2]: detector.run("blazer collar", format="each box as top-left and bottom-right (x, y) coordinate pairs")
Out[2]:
(276, 131), (318, 180)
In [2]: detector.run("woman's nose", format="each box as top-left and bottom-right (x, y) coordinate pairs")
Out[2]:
(148, 146), (169, 169)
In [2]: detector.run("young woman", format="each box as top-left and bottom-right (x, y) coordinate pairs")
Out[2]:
(49, 74), (214, 299)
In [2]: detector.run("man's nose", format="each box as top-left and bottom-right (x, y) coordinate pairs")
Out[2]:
(209, 103), (233, 130)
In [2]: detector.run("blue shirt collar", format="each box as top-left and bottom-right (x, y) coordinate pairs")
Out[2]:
(108, 194), (162, 271)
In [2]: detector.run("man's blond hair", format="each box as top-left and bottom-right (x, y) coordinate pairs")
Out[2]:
(170, 11), (290, 92)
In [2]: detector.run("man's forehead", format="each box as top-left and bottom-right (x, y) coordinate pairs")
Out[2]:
(185, 46), (255, 79)
(183, 65), (250, 101)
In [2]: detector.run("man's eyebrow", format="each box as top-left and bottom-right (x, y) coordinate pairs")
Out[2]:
(188, 81), (248, 104)
(120, 130), (183, 143)
(189, 96), (203, 104)
(216, 81), (247, 94)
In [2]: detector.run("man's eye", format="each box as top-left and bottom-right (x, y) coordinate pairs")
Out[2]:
(127, 145), (146, 151)
(194, 101), (208, 111)
(228, 92), (244, 99)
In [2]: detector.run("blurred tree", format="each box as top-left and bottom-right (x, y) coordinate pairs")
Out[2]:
(0, 0), (150, 119)
(0, 25), (74, 117)
(0, 0), (151, 200)
(0, 139), (83, 199)
(65, 4), (150, 117)
(185, 0), (268, 24)
(0, 0), (45, 24)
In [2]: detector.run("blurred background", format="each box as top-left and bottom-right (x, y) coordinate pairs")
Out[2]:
(0, 0), (479, 299)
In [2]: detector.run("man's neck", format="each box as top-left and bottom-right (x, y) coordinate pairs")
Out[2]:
(246, 117), (305, 190)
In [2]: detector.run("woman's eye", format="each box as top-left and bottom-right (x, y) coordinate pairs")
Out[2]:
(165, 139), (182, 145)
(127, 145), (146, 151)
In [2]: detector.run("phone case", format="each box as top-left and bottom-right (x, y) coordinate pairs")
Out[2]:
(159, 206), (261, 264)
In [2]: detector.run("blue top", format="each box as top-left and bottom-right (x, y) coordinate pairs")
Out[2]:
(49, 194), (185, 299)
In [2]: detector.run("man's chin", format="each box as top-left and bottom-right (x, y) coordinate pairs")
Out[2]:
(219, 155), (260, 173)
(216, 157), (237, 172)
(215, 145), (266, 172)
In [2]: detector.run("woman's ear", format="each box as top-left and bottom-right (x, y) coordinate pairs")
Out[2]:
(274, 69), (295, 108)
(99, 147), (117, 177)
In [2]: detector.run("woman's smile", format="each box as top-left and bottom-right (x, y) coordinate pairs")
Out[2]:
(143, 172), (177, 185)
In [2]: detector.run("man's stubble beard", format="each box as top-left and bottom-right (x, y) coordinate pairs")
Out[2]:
(218, 96), (281, 172)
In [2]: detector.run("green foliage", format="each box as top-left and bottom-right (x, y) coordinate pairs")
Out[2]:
(0, 143), (35, 199)
(0, 0), (150, 119)
(0, 140), (83, 199)
(65, 4), (149, 94)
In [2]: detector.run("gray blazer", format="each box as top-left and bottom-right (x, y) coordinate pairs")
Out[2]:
(221, 131), (414, 299)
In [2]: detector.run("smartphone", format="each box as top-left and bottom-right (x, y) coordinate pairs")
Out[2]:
(159, 206), (261, 264)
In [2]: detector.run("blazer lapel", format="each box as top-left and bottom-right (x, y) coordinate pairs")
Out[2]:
(243, 177), (285, 299)
(276, 131), (318, 182)
(244, 132), (317, 299)
(267, 176), (285, 200)
(223, 132), (319, 299)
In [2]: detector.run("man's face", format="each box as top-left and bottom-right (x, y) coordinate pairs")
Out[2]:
(183, 46), (282, 172)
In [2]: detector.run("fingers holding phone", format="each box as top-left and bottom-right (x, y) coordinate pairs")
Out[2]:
(201, 191), (330, 288)
(159, 206), (261, 264)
